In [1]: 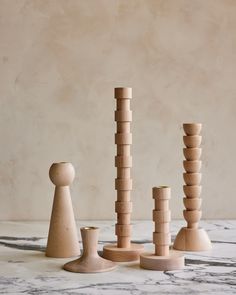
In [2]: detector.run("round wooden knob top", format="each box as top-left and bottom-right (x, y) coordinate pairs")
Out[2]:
(49, 162), (75, 186)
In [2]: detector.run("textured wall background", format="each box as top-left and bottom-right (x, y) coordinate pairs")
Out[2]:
(0, 0), (235, 220)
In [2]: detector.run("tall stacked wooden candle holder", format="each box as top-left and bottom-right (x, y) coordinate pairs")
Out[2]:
(173, 123), (211, 251)
(103, 87), (144, 261)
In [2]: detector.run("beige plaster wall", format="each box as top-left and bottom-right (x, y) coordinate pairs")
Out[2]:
(0, 0), (235, 220)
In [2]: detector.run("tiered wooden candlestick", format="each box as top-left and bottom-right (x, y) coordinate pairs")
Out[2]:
(103, 87), (144, 262)
(173, 123), (212, 251)
(140, 186), (184, 270)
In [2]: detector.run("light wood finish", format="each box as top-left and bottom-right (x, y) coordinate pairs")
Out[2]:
(173, 227), (211, 251)
(140, 251), (185, 271)
(183, 148), (202, 160)
(183, 185), (202, 198)
(183, 160), (202, 173)
(46, 162), (80, 258)
(140, 186), (184, 271)
(183, 123), (202, 135)
(64, 227), (116, 273)
(103, 87), (144, 261)
(183, 172), (202, 185)
(183, 197), (202, 210)
(173, 123), (212, 251)
(103, 243), (144, 262)
(183, 135), (202, 147)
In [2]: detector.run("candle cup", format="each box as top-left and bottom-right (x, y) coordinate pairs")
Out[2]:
(64, 227), (116, 273)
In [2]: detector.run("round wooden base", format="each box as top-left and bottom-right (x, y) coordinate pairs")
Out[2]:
(103, 243), (144, 262)
(140, 250), (184, 271)
(173, 227), (212, 251)
(63, 255), (117, 273)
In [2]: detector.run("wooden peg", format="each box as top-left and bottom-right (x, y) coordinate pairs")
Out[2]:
(140, 186), (184, 271)
(46, 162), (80, 258)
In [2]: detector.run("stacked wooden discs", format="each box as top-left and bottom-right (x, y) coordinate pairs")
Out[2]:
(173, 123), (212, 251)
(140, 186), (184, 271)
(114, 87), (133, 248)
(103, 87), (144, 262)
(153, 186), (171, 257)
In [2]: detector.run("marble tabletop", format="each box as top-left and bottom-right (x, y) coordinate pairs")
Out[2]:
(0, 220), (235, 294)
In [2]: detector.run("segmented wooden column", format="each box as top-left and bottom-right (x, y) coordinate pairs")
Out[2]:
(140, 186), (184, 271)
(153, 186), (171, 257)
(173, 123), (212, 251)
(103, 87), (144, 262)
(114, 87), (132, 248)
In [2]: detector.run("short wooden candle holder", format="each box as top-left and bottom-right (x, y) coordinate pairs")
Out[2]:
(64, 227), (116, 273)
(103, 87), (144, 262)
(140, 186), (184, 271)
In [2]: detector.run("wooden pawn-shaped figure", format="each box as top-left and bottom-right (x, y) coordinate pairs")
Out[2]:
(103, 87), (144, 262)
(46, 162), (80, 258)
(140, 186), (184, 270)
(173, 123), (211, 251)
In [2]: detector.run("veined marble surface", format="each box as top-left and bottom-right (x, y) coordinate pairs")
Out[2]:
(0, 220), (235, 294)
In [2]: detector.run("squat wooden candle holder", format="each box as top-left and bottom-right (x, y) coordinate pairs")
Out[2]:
(64, 227), (116, 273)
(103, 87), (144, 262)
(173, 123), (212, 251)
(140, 186), (184, 271)
(46, 162), (80, 258)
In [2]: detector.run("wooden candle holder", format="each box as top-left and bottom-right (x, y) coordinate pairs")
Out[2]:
(103, 87), (144, 262)
(46, 162), (80, 258)
(173, 123), (212, 251)
(64, 227), (116, 273)
(140, 186), (184, 271)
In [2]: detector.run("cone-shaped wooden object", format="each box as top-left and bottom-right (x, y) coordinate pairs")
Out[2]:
(103, 87), (144, 261)
(140, 186), (184, 271)
(46, 162), (80, 258)
(64, 227), (117, 273)
(173, 124), (212, 251)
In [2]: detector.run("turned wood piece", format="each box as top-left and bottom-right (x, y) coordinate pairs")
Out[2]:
(64, 227), (116, 273)
(173, 123), (212, 251)
(46, 162), (80, 258)
(103, 87), (144, 262)
(140, 186), (184, 271)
